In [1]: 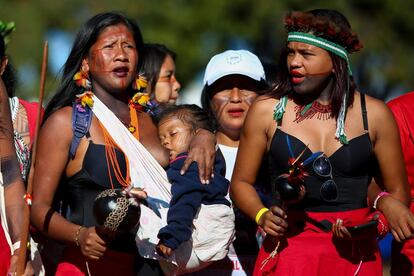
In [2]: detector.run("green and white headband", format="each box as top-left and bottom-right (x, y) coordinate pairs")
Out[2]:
(287, 31), (351, 75)
(274, 31), (351, 144)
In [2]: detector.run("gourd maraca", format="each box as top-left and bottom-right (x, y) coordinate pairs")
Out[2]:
(93, 188), (141, 234)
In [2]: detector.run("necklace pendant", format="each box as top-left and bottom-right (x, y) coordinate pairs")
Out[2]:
(128, 125), (136, 134)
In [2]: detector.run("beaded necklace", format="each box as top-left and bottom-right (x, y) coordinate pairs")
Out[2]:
(294, 100), (332, 123)
(76, 91), (150, 188)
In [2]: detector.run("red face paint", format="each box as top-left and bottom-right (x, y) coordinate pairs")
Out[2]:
(86, 24), (138, 95)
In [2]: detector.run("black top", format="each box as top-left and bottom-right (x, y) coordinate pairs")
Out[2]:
(64, 141), (137, 253)
(269, 94), (374, 212)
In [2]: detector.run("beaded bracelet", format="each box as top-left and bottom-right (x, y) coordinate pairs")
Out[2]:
(255, 207), (269, 225)
(75, 226), (83, 247)
(377, 216), (389, 237)
(373, 191), (390, 210)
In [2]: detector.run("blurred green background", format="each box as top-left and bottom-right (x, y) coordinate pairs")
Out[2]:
(1, 0), (413, 103)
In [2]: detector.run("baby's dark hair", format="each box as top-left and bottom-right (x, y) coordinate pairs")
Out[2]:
(154, 104), (214, 133)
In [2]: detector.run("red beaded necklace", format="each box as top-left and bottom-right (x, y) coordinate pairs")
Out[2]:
(294, 100), (332, 123)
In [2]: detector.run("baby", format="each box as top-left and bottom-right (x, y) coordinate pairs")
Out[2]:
(154, 104), (232, 258)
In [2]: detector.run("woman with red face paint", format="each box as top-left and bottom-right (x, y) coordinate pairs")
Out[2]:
(30, 12), (216, 275)
(200, 50), (270, 275)
(230, 9), (410, 275)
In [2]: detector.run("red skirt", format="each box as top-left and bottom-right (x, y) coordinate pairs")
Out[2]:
(0, 222), (11, 276)
(56, 246), (136, 276)
(254, 208), (382, 276)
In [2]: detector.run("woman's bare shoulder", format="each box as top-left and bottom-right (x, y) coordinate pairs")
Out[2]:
(244, 96), (278, 136)
(250, 95), (278, 115)
(357, 92), (396, 140)
(360, 92), (392, 119)
(41, 106), (73, 141)
(44, 106), (72, 123)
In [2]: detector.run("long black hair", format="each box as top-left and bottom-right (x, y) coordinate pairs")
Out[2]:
(0, 31), (17, 97)
(139, 43), (176, 95)
(268, 9), (362, 120)
(44, 11), (144, 120)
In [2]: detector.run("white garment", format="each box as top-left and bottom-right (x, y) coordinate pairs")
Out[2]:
(218, 144), (238, 181)
(91, 96), (234, 274)
(159, 204), (235, 276)
(218, 144), (251, 276)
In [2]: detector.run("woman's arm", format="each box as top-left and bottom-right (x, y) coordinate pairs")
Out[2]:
(230, 97), (287, 237)
(368, 180), (414, 241)
(182, 129), (216, 184)
(367, 96), (414, 241)
(369, 96), (410, 204)
(30, 107), (106, 259)
(31, 107), (77, 241)
(0, 78), (28, 273)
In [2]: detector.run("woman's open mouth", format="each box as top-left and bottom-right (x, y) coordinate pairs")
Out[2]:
(113, 66), (129, 77)
(290, 70), (305, 84)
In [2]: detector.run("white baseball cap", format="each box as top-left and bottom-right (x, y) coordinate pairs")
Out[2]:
(203, 50), (266, 86)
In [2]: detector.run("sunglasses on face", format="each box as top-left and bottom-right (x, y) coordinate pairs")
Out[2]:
(313, 155), (338, 202)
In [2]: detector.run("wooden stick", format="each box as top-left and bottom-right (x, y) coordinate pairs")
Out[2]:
(16, 41), (48, 276)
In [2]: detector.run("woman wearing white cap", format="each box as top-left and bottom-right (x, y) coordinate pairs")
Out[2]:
(201, 49), (270, 275)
